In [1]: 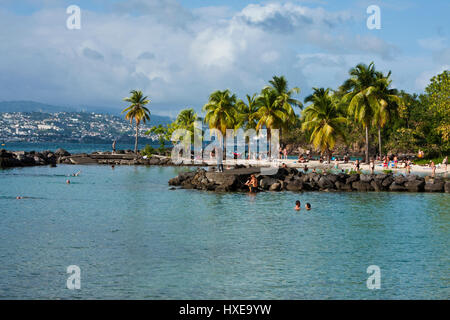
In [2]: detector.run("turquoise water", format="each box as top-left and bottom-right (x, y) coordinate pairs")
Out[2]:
(0, 142), (161, 154)
(0, 164), (449, 299)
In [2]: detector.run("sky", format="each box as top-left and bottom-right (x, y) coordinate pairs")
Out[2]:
(0, 0), (448, 116)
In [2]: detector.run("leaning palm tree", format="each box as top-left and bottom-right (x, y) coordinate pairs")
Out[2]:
(302, 88), (347, 162)
(122, 90), (151, 154)
(340, 62), (379, 163)
(202, 90), (238, 157)
(236, 94), (261, 158)
(372, 71), (404, 157)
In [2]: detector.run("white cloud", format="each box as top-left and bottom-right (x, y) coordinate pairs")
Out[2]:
(0, 1), (447, 116)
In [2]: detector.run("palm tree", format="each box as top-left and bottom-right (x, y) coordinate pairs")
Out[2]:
(268, 75), (303, 111)
(256, 88), (287, 155)
(302, 88), (347, 161)
(202, 90), (238, 157)
(372, 71), (404, 157)
(175, 108), (198, 132)
(122, 90), (151, 154)
(340, 62), (379, 163)
(236, 94), (261, 158)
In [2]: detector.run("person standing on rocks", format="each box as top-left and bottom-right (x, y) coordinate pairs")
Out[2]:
(112, 139), (116, 154)
(216, 147), (223, 172)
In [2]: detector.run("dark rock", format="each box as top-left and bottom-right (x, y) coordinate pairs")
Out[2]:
(346, 174), (360, 184)
(444, 181), (450, 193)
(335, 181), (352, 191)
(389, 183), (407, 192)
(381, 175), (394, 188)
(260, 177), (280, 190)
(404, 179), (425, 192)
(370, 180), (382, 192)
(54, 148), (70, 156)
(425, 180), (445, 192)
(352, 180), (374, 191)
(394, 175), (408, 185)
(360, 174), (374, 183)
(286, 180), (303, 192)
(318, 176), (335, 189)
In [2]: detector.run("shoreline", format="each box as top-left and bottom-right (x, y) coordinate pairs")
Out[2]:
(1, 148), (449, 178)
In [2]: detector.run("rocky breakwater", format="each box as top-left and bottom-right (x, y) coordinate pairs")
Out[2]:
(0, 148), (70, 168)
(169, 167), (450, 193)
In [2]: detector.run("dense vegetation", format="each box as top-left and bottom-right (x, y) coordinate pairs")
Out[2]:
(133, 64), (448, 162)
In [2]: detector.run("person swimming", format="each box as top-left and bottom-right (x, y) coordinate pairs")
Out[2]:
(66, 179), (71, 184)
(295, 200), (301, 211)
(16, 196), (23, 199)
(305, 203), (311, 210)
(245, 174), (258, 193)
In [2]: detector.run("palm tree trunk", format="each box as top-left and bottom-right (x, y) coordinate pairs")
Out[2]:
(378, 126), (382, 159)
(365, 126), (369, 163)
(268, 128), (271, 159)
(135, 122), (139, 154)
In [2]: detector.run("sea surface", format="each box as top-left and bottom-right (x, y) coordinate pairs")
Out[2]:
(0, 164), (449, 299)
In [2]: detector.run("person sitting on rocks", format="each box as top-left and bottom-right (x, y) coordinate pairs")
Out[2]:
(245, 174), (258, 193)
(303, 165), (308, 173)
(295, 200), (301, 211)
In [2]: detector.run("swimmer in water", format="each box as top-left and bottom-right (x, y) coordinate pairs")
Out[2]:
(295, 200), (301, 211)
(305, 203), (311, 210)
(66, 179), (70, 184)
(16, 196), (22, 199)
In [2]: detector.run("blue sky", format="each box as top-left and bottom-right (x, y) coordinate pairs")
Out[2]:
(0, 0), (448, 116)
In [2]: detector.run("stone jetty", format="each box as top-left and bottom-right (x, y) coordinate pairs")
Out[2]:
(169, 167), (450, 193)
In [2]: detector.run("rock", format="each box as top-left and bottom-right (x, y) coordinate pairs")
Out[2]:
(370, 180), (382, 192)
(205, 172), (238, 191)
(335, 181), (352, 191)
(269, 182), (281, 191)
(286, 180), (303, 192)
(54, 148), (70, 156)
(424, 180), (445, 192)
(445, 182), (450, 193)
(149, 158), (160, 165)
(260, 177), (280, 190)
(318, 176), (335, 189)
(394, 175), (408, 185)
(352, 181), (374, 191)
(346, 174), (360, 184)
(360, 174), (374, 183)
(381, 175), (394, 188)
(389, 183), (407, 192)
(404, 179), (425, 192)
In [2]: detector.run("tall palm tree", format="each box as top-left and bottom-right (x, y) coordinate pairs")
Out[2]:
(256, 88), (287, 155)
(202, 89), (238, 157)
(372, 71), (404, 157)
(268, 75), (303, 111)
(236, 94), (261, 158)
(175, 108), (198, 132)
(122, 90), (151, 154)
(340, 62), (379, 163)
(302, 88), (347, 161)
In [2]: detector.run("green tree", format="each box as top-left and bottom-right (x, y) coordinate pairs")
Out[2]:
(146, 124), (168, 153)
(122, 90), (151, 153)
(372, 71), (404, 157)
(202, 90), (238, 156)
(425, 70), (450, 152)
(302, 88), (347, 161)
(236, 94), (261, 158)
(340, 62), (379, 163)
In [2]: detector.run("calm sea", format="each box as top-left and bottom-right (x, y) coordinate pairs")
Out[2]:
(0, 163), (448, 299)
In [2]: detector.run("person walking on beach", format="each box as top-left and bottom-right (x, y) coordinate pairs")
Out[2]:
(283, 147), (288, 160)
(354, 159), (360, 173)
(443, 156), (448, 171)
(431, 161), (436, 178)
(370, 159), (375, 174)
(112, 139), (116, 153)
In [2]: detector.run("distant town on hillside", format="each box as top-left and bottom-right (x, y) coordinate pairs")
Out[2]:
(0, 101), (173, 143)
